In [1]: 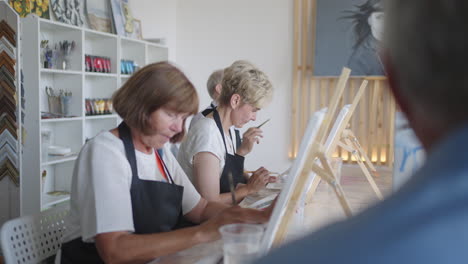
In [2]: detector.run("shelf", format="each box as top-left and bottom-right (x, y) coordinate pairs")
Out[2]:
(146, 42), (168, 49)
(41, 117), (82, 123)
(21, 14), (169, 215)
(84, 28), (118, 39)
(39, 16), (82, 31)
(121, 36), (148, 45)
(85, 114), (118, 120)
(42, 155), (78, 166)
(85, 29), (118, 41)
(42, 193), (70, 209)
(41, 68), (82, 75)
(85, 72), (118, 78)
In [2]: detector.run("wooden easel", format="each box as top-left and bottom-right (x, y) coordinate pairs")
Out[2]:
(305, 78), (384, 206)
(270, 140), (353, 248)
(338, 128), (383, 199)
(302, 78), (367, 207)
(262, 68), (353, 250)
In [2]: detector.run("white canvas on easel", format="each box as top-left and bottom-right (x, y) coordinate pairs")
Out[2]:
(259, 67), (352, 255)
(259, 108), (326, 255)
(293, 104), (352, 236)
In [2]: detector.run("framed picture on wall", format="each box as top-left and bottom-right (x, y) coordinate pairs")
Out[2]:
(110, 0), (135, 37)
(110, 0), (125, 36)
(50, 0), (86, 27)
(314, 0), (385, 76)
(129, 19), (142, 40)
(9, 0), (50, 19)
(120, 0), (135, 37)
(86, 0), (113, 33)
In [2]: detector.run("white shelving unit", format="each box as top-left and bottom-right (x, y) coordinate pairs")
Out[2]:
(21, 15), (168, 215)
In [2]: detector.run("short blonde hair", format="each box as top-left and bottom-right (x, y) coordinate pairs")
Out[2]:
(218, 60), (273, 108)
(112, 62), (198, 143)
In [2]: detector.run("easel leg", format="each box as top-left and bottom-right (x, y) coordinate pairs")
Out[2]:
(314, 154), (353, 217)
(343, 137), (384, 200)
(305, 175), (321, 204)
(348, 130), (379, 177)
(332, 183), (353, 217)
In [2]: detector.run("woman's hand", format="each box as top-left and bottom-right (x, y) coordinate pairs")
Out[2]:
(246, 167), (270, 194)
(236, 127), (263, 156)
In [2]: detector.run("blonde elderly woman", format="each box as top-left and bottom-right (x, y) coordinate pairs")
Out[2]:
(177, 60), (274, 205)
(58, 62), (271, 263)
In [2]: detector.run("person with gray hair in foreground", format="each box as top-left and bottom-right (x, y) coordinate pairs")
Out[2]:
(257, 0), (468, 263)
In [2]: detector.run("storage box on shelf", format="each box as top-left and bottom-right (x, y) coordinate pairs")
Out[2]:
(21, 15), (169, 215)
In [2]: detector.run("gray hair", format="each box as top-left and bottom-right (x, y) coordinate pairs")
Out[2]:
(384, 0), (468, 124)
(219, 60), (273, 109)
(206, 69), (224, 100)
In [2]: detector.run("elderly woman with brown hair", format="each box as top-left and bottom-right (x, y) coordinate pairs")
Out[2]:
(58, 62), (270, 264)
(177, 60), (275, 205)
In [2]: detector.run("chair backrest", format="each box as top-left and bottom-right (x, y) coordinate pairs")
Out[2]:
(1, 204), (69, 264)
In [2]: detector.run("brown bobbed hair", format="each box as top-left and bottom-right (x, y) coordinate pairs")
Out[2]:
(112, 62), (199, 143)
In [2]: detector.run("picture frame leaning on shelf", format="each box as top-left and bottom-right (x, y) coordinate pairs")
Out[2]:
(109, 0), (125, 36)
(9, 0), (50, 19)
(86, 0), (113, 33)
(131, 18), (142, 40)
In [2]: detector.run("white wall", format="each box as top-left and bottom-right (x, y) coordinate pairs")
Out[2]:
(129, 0), (177, 60)
(130, 0), (294, 172)
(175, 0), (293, 172)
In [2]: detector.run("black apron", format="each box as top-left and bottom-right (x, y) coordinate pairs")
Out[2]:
(202, 108), (246, 193)
(201, 106), (242, 149)
(61, 122), (184, 263)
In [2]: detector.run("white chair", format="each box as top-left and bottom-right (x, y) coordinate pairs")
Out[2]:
(0, 204), (69, 264)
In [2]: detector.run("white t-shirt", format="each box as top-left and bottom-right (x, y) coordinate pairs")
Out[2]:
(177, 117), (236, 183)
(61, 131), (201, 243)
(189, 102), (216, 130)
(190, 102), (241, 150)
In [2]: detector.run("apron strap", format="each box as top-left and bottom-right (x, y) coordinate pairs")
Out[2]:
(118, 122), (176, 185)
(201, 102), (217, 117)
(156, 149), (176, 185)
(118, 122), (139, 179)
(234, 129), (242, 149)
(201, 107), (214, 117)
(212, 109), (229, 153)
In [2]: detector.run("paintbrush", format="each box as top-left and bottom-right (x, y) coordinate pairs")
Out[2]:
(256, 118), (270, 128)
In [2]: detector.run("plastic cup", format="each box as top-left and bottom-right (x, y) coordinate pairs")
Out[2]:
(219, 224), (264, 264)
(61, 96), (72, 117)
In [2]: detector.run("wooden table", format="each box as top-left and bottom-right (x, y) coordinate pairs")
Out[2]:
(150, 186), (281, 264)
(150, 240), (223, 264)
